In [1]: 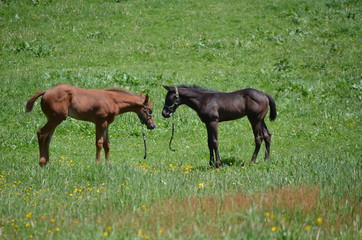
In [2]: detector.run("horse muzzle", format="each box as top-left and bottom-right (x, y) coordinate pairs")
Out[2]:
(147, 121), (156, 130)
(162, 109), (172, 118)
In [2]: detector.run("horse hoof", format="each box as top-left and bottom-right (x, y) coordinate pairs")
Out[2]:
(39, 158), (48, 166)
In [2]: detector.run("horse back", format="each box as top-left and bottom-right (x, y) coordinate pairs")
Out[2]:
(207, 88), (270, 122)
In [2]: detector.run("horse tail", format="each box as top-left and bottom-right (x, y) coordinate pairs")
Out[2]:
(25, 91), (46, 113)
(267, 94), (277, 121)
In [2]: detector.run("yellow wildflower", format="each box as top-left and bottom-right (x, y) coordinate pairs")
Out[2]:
(272, 226), (277, 232)
(26, 212), (33, 218)
(316, 217), (322, 225)
(305, 225), (311, 231)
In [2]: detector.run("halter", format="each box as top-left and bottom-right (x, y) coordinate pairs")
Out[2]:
(166, 87), (180, 114)
(138, 105), (153, 125)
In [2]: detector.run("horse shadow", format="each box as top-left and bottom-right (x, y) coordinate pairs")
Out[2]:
(221, 157), (245, 167)
(192, 157), (245, 171)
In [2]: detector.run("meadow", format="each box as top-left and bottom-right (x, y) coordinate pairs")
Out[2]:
(0, 0), (361, 239)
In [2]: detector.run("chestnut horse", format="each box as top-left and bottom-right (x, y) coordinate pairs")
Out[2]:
(26, 84), (155, 166)
(162, 85), (277, 168)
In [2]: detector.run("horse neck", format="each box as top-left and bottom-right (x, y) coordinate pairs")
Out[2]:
(179, 88), (203, 112)
(115, 94), (143, 114)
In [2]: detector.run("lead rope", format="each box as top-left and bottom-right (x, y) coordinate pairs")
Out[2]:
(169, 118), (176, 152)
(142, 128), (147, 159)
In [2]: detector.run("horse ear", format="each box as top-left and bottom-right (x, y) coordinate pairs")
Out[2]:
(140, 92), (145, 98)
(163, 85), (173, 91)
(145, 94), (150, 103)
(163, 85), (175, 92)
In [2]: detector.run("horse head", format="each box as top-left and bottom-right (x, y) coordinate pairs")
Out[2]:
(162, 86), (180, 118)
(139, 93), (156, 130)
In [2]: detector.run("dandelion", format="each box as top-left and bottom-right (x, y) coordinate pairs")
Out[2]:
(305, 225), (311, 231)
(103, 232), (109, 237)
(107, 226), (112, 231)
(55, 227), (60, 231)
(271, 226), (277, 232)
(48, 229), (52, 233)
(198, 183), (204, 188)
(159, 229), (164, 234)
(73, 220), (79, 224)
(25, 223), (31, 227)
(265, 212), (271, 217)
(316, 217), (322, 225)
(26, 212), (33, 218)
(29, 235), (34, 239)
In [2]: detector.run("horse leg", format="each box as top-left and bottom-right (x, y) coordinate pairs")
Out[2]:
(103, 127), (110, 163)
(249, 117), (263, 164)
(95, 122), (107, 163)
(44, 130), (55, 163)
(206, 126), (214, 167)
(206, 121), (221, 168)
(37, 119), (62, 166)
(262, 121), (272, 161)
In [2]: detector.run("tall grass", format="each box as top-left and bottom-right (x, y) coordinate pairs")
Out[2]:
(0, 0), (361, 239)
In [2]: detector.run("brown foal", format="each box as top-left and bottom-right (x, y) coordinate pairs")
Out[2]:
(26, 84), (155, 166)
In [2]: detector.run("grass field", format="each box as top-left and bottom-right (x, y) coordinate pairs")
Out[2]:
(0, 0), (361, 239)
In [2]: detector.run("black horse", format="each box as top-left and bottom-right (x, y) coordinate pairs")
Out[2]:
(162, 85), (277, 168)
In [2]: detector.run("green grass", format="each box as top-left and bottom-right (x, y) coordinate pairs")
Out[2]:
(0, 0), (361, 239)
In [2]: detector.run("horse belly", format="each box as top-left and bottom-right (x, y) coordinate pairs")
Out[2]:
(68, 107), (95, 122)
(218, 102), (246, 122)
(218, 110), (245, 122)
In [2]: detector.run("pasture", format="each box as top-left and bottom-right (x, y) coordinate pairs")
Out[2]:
(0, 0), (361, 239)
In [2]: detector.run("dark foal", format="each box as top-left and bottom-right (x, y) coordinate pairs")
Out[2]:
(162, 85), (277, 168)
(26, 84), (155, 166)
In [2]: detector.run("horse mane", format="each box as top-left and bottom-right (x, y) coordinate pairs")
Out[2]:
(177, 84), (219, 93)
(104, 87), (138, 97)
